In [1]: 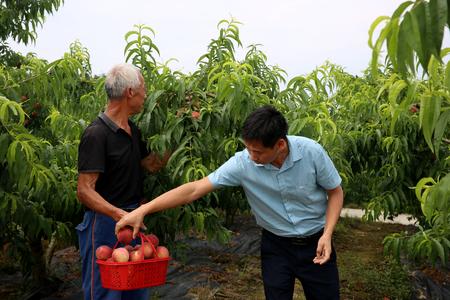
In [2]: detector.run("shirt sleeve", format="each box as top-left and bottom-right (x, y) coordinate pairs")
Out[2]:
(78, 125), (106, 173)
(208, 155), (243, 188)
(315, 145), (342, 190)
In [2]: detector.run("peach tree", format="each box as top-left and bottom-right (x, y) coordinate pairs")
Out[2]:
(123, 21), (284, 243)
(0, 42), (99, 285)
(369, 0), (450, 266)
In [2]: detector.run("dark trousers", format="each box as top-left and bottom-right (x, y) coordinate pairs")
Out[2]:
(261, 229), (340, 300)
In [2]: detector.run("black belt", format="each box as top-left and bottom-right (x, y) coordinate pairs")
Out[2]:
(263, 228), (324, 246)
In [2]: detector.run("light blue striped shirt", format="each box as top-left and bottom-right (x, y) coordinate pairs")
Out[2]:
(208, 136), (342, 237)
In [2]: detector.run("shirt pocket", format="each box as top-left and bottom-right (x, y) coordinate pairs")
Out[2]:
(286, 183), (318, 205)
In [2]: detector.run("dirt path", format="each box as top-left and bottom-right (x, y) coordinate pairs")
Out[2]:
(340, 208), (417, 225)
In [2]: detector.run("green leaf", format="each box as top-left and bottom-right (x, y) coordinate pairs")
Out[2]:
(125, 30), (139, 42)
(7, 140), (19, 164)
(415, 177), (435, 202)
(431, 238), (446, 265)
(420, 1), (435, 63)
(429, 0), (448, 62)
(409, 4), (428, 69)
(397, 13), (416, 76)
(393, 237), (401, 259)
(389, 79), (407, 105)
(171, 156), (189, 181)
(124, 40), (139, 54)
(429, 173), (450, 211)
(195, 212), (205, 233)
(433, 109), (450, 157)
(442, 237), (450, 250)
(420, 95), (442, 151)
(370, 21), (392, 78)
(385, 2), (414, 71)
(387, 18), (401, 69)
(368, 16), (390, 49)
(0, 96), (26, 125)
(445, 61), (450, 91)
(392, 1), (414, 18)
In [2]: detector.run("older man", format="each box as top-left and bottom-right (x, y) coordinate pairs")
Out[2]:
(76, 63), (168, 300)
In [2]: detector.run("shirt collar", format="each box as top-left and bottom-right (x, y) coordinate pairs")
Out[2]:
(276, 136), (302, 172)
(287, 136), (303, 162)
(98, 112), (120, 133)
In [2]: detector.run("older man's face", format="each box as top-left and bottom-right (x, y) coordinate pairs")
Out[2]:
(129, 75), (147, 114)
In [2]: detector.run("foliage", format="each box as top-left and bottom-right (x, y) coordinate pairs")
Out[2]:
(127, 16), (448, 266)
(384, 173), (450, 265)
(370, 0), (450, 266)
(125, 20), (278, 242)
(0, 0), (64, 44)
(369, 0), (450, 155)
(1, 0), (449, 287)
(0, 0), (65, 67)
(271, 62), (446, 224)
(0, 42), (96, 284)
(369, 0), (449, 78)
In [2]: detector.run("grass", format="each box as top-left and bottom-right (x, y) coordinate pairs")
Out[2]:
(336, 218), (413, 299)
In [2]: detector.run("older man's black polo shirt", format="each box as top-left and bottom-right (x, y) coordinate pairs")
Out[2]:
(78, 113), (149, 208)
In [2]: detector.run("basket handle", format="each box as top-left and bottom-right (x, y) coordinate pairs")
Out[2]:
(139, 232), (158, 256)
(110, 232), (158, 257)
(112, 240), (120, 249)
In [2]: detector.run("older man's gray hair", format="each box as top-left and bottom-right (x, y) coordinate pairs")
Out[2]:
(105, 64), (141, 99)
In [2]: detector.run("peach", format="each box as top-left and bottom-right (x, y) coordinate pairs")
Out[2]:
(117, 227), (133, 245)
(141, 242), (154, 259)
(146, 233), (159, 247)
(156, 246), (170, 259)
(191, 111), (200, 119)
(129, 249), (144, 261)
(112, 247), (129, 262)
(95, 245), (113, 260)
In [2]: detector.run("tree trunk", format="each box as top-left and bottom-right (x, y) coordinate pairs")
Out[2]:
(29, 238), (49, 285)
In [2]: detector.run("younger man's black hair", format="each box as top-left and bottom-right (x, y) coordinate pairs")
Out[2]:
(241, 105), (288, 147)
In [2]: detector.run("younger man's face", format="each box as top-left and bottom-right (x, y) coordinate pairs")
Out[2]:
(244, 138), (284, 165)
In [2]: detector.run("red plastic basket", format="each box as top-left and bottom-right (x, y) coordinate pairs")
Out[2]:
(97, 233), (170, 290)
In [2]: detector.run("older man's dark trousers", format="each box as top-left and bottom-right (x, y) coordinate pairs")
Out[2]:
(261, 229), (340, 300)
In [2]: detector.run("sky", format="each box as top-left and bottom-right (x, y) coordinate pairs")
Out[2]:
(9, 0), (410, 80)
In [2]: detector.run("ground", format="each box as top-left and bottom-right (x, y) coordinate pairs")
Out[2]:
(0, 214), (449, 299)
